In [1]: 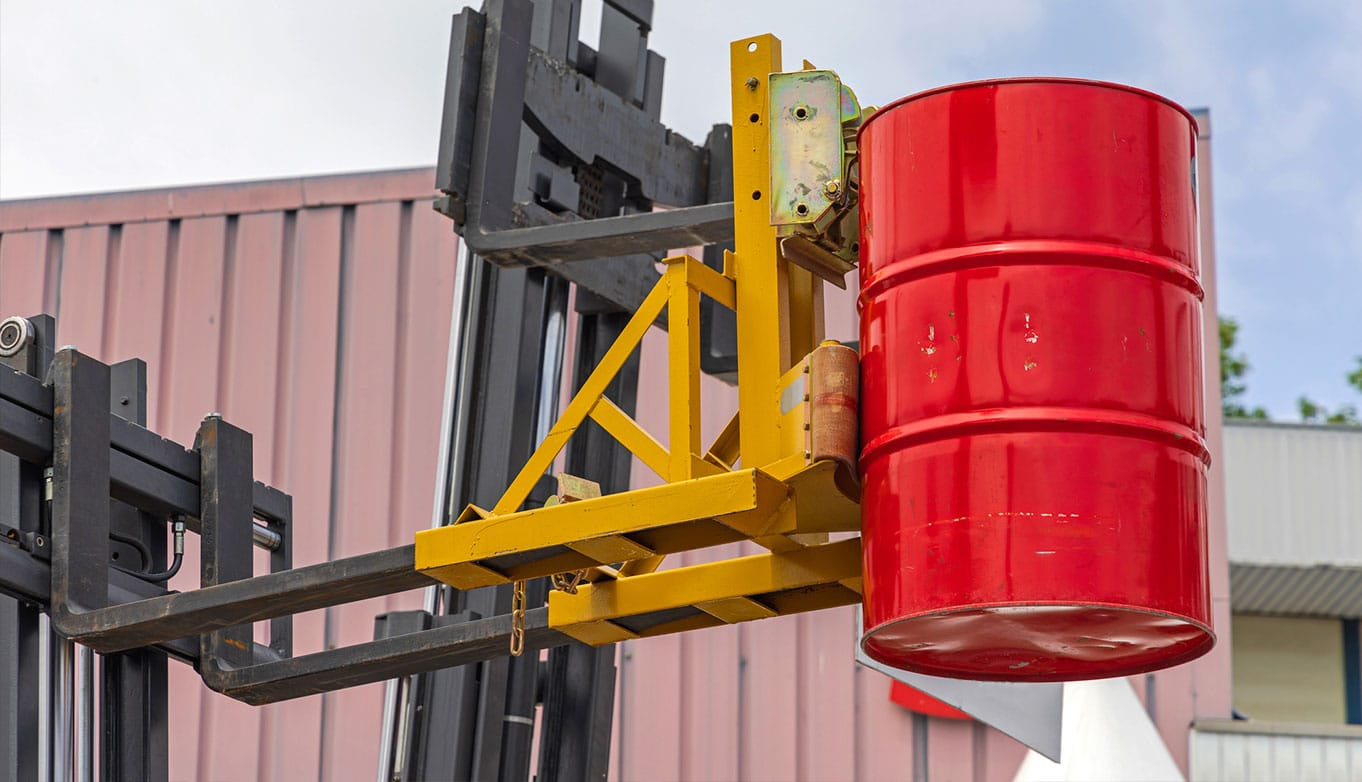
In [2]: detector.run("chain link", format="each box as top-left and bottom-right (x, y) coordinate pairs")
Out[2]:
(510, 579), (527, 656)
(550, 569), (586, 595)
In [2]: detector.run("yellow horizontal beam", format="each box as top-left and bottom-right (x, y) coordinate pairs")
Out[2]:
(667, 253), (737, 311)
(567, 535), (656, 563)
(740, 460), (859, 553)
(696, 597), (778, 623)
(416, 468), (790, 588)
(559, 620), (640, 645)
(786, 459), (861, 533)
(548, 536), (861, 632)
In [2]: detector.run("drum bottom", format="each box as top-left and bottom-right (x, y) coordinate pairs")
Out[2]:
(861, 604), (1214, 682)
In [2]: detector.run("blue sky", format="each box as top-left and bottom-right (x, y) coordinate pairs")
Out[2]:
(2, 1), (1358, 417)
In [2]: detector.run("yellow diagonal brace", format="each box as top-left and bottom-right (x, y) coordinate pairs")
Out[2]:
(548, 537), (861, 631)
(589, 397), (670, 482)
(706, 411), (740, 470)
(492, 278), (669, 515)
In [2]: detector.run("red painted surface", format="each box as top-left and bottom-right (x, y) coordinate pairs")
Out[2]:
(857, 79), (1214, 681)
(890, 681), (971, 720)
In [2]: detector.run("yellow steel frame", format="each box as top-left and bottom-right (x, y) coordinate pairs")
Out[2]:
(548, 538), (863, 645)
(416, 33), (861, 644)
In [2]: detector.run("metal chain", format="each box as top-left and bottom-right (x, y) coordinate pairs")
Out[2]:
(549, 569), (586, 595)
(510, 579), (526, 656)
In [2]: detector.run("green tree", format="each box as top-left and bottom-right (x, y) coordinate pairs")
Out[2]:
(1298, 355), (1362, 425)
(1219, 316), (1267, 419)
(1222, 317), (1362, 425)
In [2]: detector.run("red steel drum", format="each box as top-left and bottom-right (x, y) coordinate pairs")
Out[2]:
(857, 79), (1214, 681)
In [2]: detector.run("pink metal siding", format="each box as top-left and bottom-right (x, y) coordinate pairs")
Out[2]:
(0, 169), (456, 781)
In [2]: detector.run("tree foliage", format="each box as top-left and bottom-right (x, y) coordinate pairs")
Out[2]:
(1298, 356), (1362, 425)
(1220, 316), (1362, 425)
(1297, 396), (1358, 425)
(1219, 317), (1267, 419)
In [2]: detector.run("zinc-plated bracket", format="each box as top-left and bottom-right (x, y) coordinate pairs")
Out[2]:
(769, 70), (846, 226)
(767, 69), (863, 285)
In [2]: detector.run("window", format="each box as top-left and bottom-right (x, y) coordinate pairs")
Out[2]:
(1231, 614), (1362, 724)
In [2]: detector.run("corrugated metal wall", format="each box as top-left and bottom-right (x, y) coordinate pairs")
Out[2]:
(0, 169), (457, 781)
(1224, 421), (1362, 567)
(1191, 720), (1362, 781)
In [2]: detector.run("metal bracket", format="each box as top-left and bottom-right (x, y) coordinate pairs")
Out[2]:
(769, 70), (845, 226)
(767, 69), (863, 284)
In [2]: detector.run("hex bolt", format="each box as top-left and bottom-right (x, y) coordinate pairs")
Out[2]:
(745, 77), (759, 90)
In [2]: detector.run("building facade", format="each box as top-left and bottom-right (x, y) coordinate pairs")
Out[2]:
(1189, 420), (1362, 780)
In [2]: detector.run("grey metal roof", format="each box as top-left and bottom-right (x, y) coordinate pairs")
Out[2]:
(1231, 563), (1362, 618)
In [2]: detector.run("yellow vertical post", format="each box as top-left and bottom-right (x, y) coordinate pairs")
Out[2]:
(787, 267), (821, 361)
(730, 34), (786, 469)
(665, 259), (702, 479)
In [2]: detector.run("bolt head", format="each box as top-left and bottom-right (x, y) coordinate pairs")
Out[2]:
(745, 77), (759, 90)
(824, 179), (842, 196)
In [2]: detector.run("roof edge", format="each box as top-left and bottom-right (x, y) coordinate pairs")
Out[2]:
(0, 166), (438, 232)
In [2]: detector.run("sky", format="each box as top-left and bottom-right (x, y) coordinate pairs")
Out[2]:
(1, 0), (1360, 418)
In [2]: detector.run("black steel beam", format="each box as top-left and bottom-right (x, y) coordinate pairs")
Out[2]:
(0, 598), (40, 782)
(463, 0), (534, 237)
(207, 608), (568, 706)
(196, 416), (256, 670)
(523, 46), (704, 208)
(101, 648), (167, 782)
(44, 545), (427, 654)
(0, 316), (52, 782)
(460, 201), (734, 267)
(0, 541), (290, 668)
(552, 252), (660, 315)
(436, 9), (487, 222)
(0, 363), (291, 534)
(50, 348), (114, 622)
(103, 357), (170, 782)
(700, 124), (740, 382)
(535, 305), (638, 781)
